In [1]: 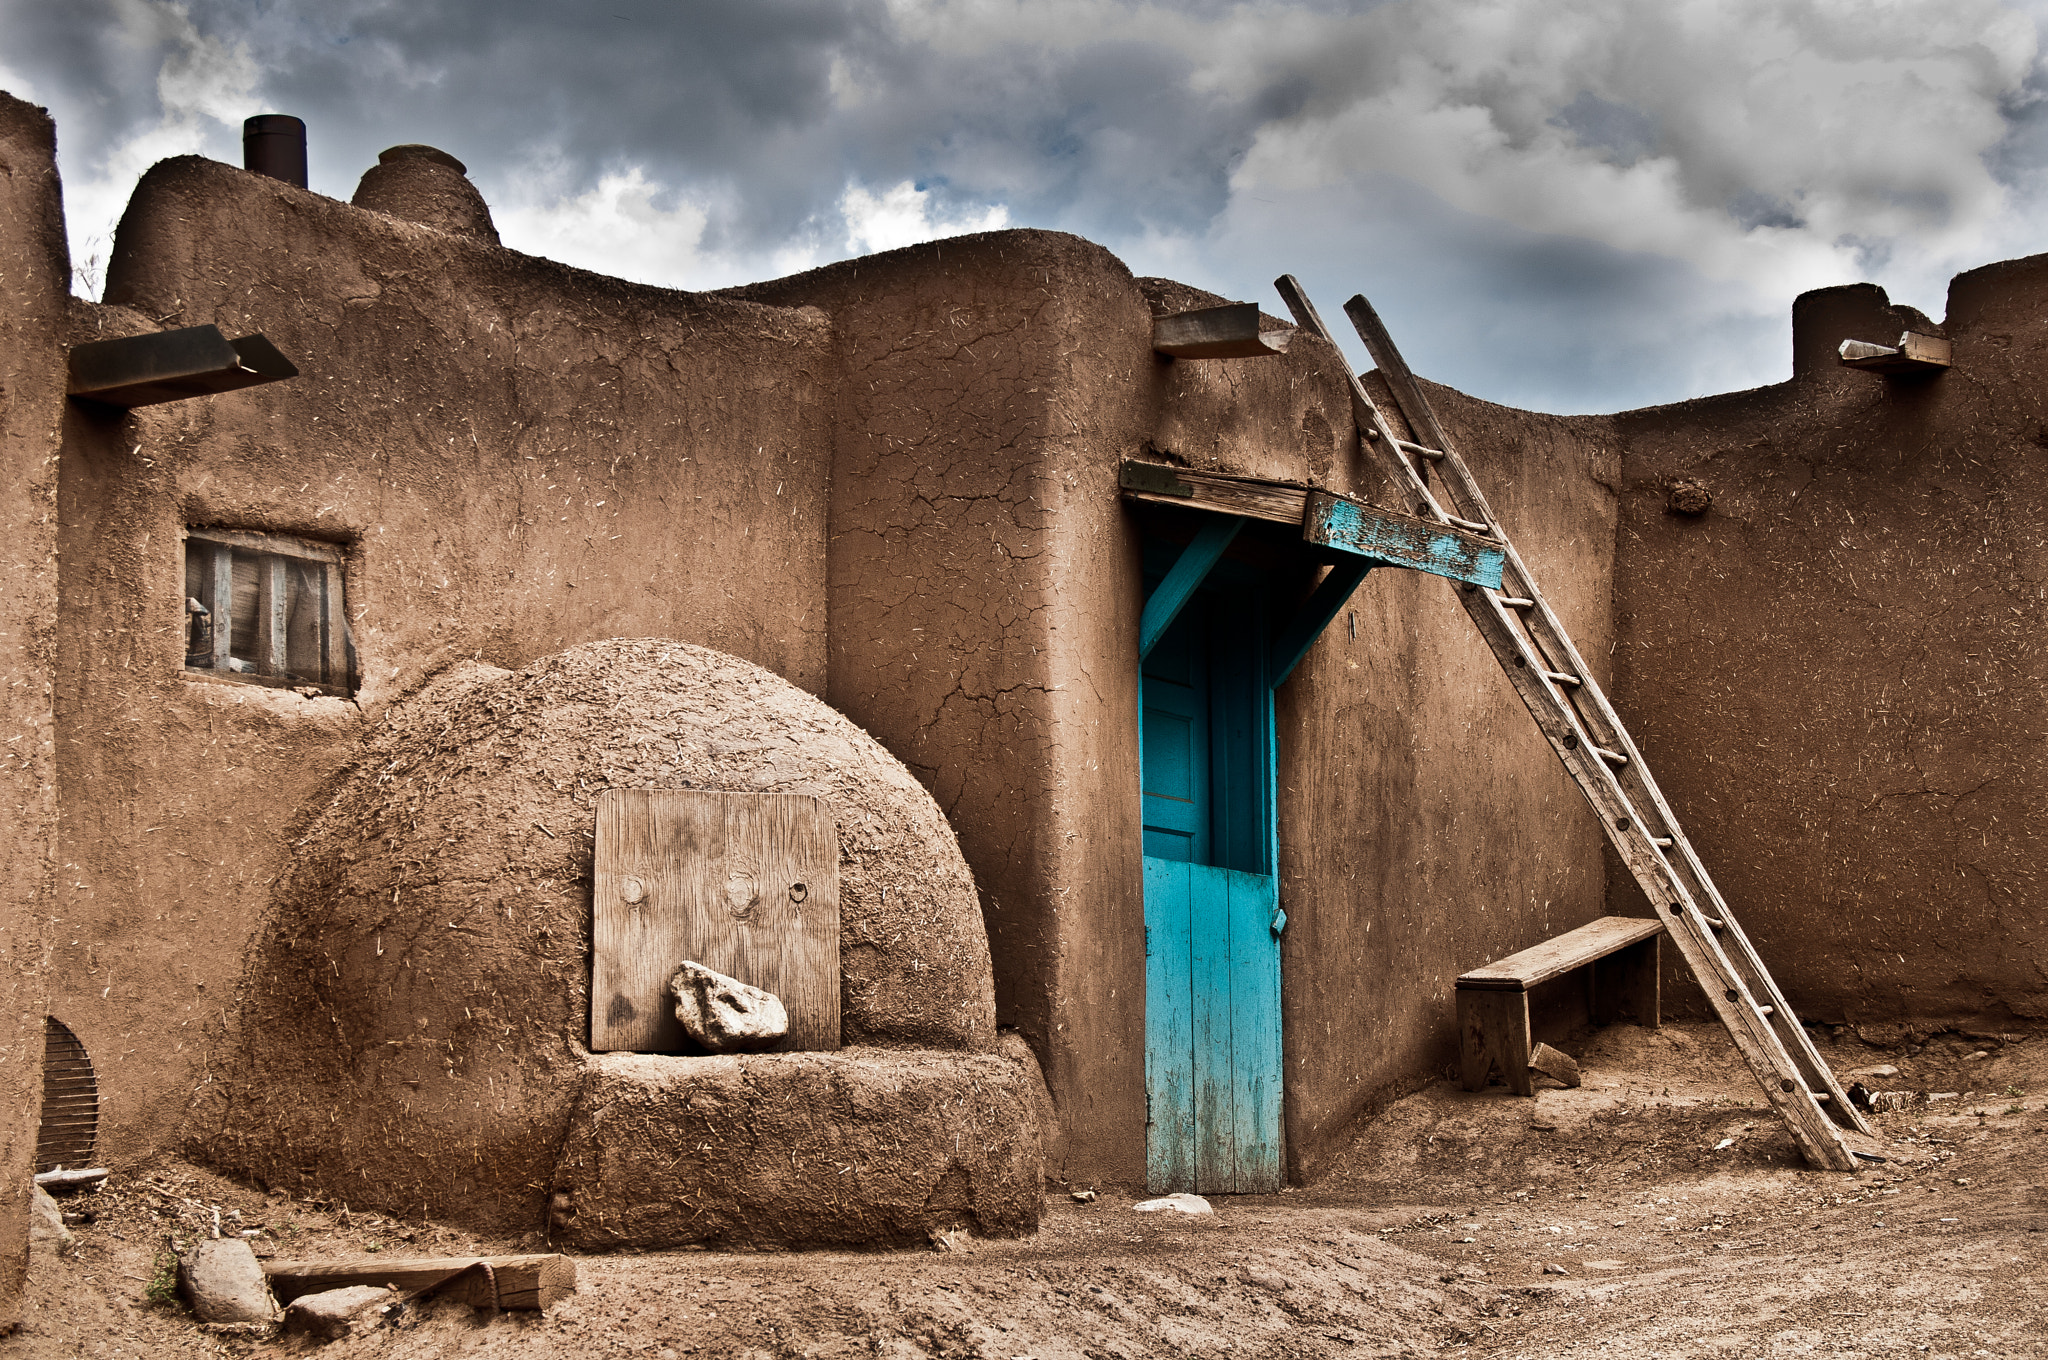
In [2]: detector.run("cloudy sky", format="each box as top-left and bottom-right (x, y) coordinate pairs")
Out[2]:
(4, 0), (2046, 413)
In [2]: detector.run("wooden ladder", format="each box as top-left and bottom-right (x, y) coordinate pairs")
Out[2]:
(1275, 276), (1880, 1171)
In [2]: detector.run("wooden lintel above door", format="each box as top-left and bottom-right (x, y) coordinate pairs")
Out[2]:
(1117, 459), (1504, 589)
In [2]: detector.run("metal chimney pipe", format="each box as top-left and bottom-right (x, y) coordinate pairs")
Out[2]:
(243, 115), (307, 188)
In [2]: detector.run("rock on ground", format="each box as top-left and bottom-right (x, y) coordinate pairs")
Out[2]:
(27, 1188), (75, 1260)
(178, 1238), (279, 1323)
(281, 1285), (394, 1340)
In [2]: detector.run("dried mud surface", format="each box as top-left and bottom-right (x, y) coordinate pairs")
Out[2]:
(20, 1023), (2046, 1358)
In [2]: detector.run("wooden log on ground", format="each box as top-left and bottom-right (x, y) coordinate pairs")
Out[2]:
(263, 1254), (576, 1310)
(33, 1167), (109, 1191)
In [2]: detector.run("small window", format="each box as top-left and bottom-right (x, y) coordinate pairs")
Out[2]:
(183, 527), (356, 696)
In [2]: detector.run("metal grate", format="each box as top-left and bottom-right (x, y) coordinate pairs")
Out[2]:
(35, 1017), (98, 1174)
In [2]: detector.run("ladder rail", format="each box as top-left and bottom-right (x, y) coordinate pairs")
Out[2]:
(1274, 275), (1874, 1169)
(1338, 313), (1871, 1142)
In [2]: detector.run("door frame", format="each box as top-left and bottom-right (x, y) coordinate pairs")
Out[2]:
(1138, 522), (1289, 1194)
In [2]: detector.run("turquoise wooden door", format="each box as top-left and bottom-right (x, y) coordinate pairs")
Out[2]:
(1144, 859), (1282, 1192)
(1141, 572), (1282, 1194)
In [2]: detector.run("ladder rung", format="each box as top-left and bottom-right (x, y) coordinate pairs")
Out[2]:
(1701, 915), (1725, 929)
(1445, 515), (1492, 534)
(1594, 745), (1627, 767)
(1496, 595), (1536, 609)
(1757, 1005), (1775, 1016)
(1541, 670), (1582, 688)
(1812, 1092), (1830, 1103)
(1394, 438), (1446, 461)
(1651, 835), (1674, 847)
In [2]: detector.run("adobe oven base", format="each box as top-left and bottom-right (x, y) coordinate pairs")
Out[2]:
(549, 1049), (1044, 1251)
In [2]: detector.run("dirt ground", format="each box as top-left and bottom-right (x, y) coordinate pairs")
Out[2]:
(14, 1021), (2045, 1359)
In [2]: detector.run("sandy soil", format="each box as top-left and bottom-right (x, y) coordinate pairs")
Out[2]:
(15, 1021), (2045, 1359)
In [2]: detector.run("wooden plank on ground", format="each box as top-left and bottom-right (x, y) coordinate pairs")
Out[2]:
(32, 1168), (107, 1190)
(265, 1255), (575, 1310)
(1118, 460), (1309, 525)
(1302, 491), (1506, 588)
(591, 789), (839, 1053)
(1456, 916), (1665, 992)
(1153, 303), (1295, 359)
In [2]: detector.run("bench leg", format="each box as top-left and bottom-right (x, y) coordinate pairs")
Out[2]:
(1458, 989), (1533, 1095)
(1592, 936), (1661, 1028)
(1458, 990), (1488, 1091)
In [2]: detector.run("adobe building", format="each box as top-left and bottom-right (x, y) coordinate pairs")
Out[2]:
(0, 87), (2042, 1322)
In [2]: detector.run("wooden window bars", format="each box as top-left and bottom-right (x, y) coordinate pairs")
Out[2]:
(182, 527), (355, 696)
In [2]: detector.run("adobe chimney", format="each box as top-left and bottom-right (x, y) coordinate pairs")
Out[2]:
(242, 115), (307, 189)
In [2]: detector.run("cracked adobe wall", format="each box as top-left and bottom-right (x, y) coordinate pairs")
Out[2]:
(55, 153), (831, 1162)
(736, 242), (1621, 1183)
(1612, 270), (2048, 1031)
(731, 233), (1154, 1179)
(0, 92), (63, 1334)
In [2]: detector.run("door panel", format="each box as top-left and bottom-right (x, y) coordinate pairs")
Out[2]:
(1141, 595), (1209, 863)
(1143, 856), (1196, 1192)
(1146, 857), (1280, 1194)
(1208, 626), (1270, 875)
(1188, 861), (1235, 1190)
(1221, 868), (1282, 1189)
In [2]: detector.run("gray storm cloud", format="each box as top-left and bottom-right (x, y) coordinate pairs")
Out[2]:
(4, 0), (2044, 411)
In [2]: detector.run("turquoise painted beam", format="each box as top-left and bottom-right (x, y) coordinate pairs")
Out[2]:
(1267, 558), (1373, 689)
(1139, 516), (1244, 660)
(1303, 490), (1505, 589)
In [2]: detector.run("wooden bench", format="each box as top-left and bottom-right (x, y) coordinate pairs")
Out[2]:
(1456, 916), (1663, 1095)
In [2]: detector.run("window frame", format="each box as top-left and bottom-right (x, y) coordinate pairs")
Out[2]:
(181, 526), (356, 697)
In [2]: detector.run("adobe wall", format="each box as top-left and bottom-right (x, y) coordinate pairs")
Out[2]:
(0, 92), (64, 1333)
(54, 153), (833, 1159)
(733, 242), (1621, 1183)
(731, 235), (1158, 1179)
(1277, 380), (1621, 1172)
(1611, 272), (2048, 1032)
